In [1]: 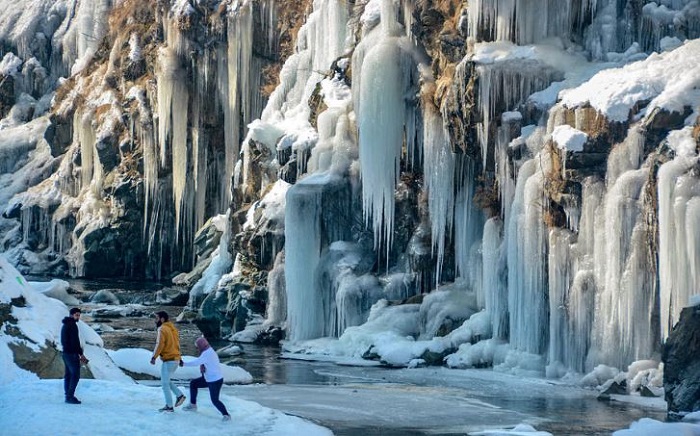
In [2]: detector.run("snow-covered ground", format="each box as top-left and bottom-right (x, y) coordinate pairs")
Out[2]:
(0, 378), (332, 436)
(0, 257), (330, 435)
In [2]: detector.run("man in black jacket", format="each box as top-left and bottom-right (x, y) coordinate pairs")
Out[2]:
(61, 307), (88, 404)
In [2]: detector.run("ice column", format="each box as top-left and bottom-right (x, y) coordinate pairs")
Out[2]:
(506, 157), (548, 355)
(590, 168), (655, 368)
(658, 153), (700, 339)
(547, 228), (574, 377)
(285, 178), (324, 341)
(482, 217), (508, 339)
(266, 251), (287, 327)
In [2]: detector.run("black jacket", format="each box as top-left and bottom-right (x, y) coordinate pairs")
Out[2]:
(61, 317), (83, 355)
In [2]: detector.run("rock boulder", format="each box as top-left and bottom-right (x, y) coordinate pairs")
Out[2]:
(663, 305), (700, 417)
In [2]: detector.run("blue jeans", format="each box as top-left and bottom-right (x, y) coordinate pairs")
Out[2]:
(62, 353), (80, 399)
(189, 377), (228, 416)
(160, 360), (183, 407)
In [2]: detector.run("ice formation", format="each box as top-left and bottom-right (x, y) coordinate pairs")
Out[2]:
(2, 0), (700, 382)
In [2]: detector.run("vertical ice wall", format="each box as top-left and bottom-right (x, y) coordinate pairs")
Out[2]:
(285, 174), (349, 340)
(658, 127), (700, 339)
(506, 155), (548, 355)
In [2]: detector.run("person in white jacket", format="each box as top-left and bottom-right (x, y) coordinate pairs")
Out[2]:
(179, 337), (231, 421)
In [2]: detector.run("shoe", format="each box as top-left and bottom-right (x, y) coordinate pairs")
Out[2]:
(222, 415), (231, 422)
(158, 405), (174, 412)
(182, 403), (197, 411)
(65, 397), (81, 404)
(175, 395), (186, 407)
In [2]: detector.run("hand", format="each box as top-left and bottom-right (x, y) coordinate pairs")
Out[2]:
(79, 355), (89, 365)
(150, 357), (156, 365)
(200, 364), (206, 374)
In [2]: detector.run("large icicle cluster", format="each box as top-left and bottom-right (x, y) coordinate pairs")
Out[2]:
(356, 0), (417, 255)
(267, 0), (700, 381)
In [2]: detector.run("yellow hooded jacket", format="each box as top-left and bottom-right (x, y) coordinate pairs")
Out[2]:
(152, 321), (181, 362)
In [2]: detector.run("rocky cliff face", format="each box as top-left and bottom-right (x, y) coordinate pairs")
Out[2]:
(0, 0), (305, 279)
(663, 304), (700, 417)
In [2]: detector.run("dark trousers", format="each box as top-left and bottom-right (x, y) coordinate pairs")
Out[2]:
(190, 377), (228, 416)
(62, 353), (81, 399)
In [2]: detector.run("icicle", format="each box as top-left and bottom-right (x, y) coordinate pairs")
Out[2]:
(266, 250), (287, 327)
(156, 41), (189, 239)
(358, 40), (404, 253)
(423, 104), (455, 281)
(475, 61), (561, 171)
(467, 0), (576, 44)
(357, 0), (414, 256)
(171, 71), (189, 239)
(454, 156), (485, 289)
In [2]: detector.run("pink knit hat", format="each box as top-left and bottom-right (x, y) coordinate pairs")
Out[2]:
(195, 337), (210, 352)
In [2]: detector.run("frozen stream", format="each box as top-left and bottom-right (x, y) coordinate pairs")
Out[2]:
(225, 345), (666, 435)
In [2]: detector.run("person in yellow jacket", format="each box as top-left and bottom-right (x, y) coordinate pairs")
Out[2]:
(150, 311), (186, 412)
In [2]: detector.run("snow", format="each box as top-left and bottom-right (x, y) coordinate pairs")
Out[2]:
(552, 125), (588, 152)
(471, 424), (553, 435)
(561, 40), (700, 122)
(660, 36), (683, 52)
(360, 0), (381, 31)
(612, 418), (700, 436)
(580, 364), (621, 388)
(30, 278), (79, 305)
(666, 127), (698, 158)
(502, 111), (523, 123)
(685, 412), (700, 423)
(128, 33), (142, 62)
(171, 0), (196, 17)
(0, 379), (332, 436)
(0, 255), (127, 384)
(0, 52), (22, 75)
(107, 348), (253, 384)
(0, 116), (53, 206)
(1, 258), (331, 434)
